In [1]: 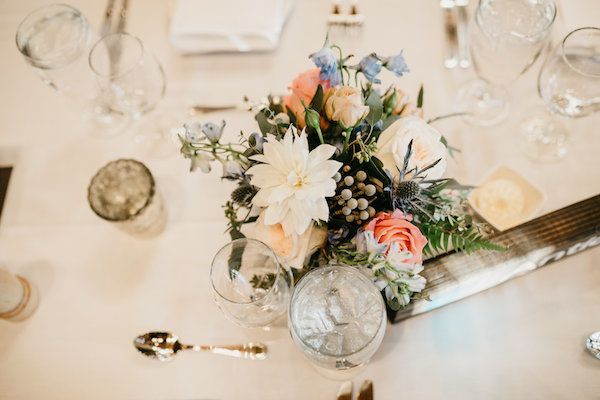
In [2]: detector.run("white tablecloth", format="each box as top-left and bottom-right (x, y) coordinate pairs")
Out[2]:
(0, 1), (599, 399)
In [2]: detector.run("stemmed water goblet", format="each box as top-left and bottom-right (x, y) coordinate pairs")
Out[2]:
(88, 32), (172, 151)
(518, 27), (600, 161)
(458, 0), (557, 126)
(15, 4), (127, 132)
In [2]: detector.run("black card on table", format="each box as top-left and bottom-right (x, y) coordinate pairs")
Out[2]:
(0, 166), (12, 222)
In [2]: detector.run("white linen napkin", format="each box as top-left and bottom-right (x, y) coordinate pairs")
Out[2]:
(169, 0), (293, 54)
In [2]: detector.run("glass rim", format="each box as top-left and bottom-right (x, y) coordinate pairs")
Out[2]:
(88, 32), (145, 80)
(288, 264), (386, 359)
(15, 3), (89, 66)
(210, 238), (284, 305)
(560, 27), (600, 78)
(87, 158), (156, 222)
(476, 0), (557, 40)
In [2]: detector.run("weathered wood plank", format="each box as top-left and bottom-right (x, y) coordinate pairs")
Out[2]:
(389, 195), (600, 323)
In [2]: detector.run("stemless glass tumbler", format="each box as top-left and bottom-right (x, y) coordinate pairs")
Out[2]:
(289, 264), (387, 380)
(210, 239), (293, 328)
(88, 159), (166, 237)
(519, 27), (600, 161)
(458, 0), (557, 126)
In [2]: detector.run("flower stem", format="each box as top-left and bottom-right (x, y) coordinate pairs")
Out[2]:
(343, 128), (352, 152)
(331, 45), (345, 86)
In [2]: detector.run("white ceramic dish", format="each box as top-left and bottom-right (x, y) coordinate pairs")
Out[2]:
(468, 165), (545, 231)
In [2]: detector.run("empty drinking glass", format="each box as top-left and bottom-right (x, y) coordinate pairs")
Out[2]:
(289, 264), (387, 380)
(87, 159), (166, 237)
(458, 0), (557, 126)
(210, 239), (293, 328)
(16, 4), (94, 96)
(519, 27), (600, 161)
(89, 32), (166, 119)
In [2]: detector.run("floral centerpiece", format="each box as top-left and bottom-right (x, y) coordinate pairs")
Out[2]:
(179, 41), (502, 310)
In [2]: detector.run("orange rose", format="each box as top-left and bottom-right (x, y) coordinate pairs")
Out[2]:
(283, 68), (330, 128)
(364, 209), (427, 264)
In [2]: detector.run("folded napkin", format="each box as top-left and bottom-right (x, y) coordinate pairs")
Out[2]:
(169, 0), (293, 54)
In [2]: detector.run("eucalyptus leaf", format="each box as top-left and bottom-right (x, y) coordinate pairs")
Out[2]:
(382, 115), (401, 131)
(365, 90), (383, 127)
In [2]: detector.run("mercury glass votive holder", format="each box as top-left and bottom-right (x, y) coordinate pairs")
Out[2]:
(87, 159), (166, 237)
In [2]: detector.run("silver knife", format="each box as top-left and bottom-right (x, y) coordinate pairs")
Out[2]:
(456, 0), (471, 68)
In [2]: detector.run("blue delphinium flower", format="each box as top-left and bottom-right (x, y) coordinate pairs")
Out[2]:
(310, 46), (342, 86)
(384, 51), (410, 77)
(357, 54), (382, 83)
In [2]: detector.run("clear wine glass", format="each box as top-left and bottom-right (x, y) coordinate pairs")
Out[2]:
(16, 4), (94, 95)
(210, 239), (293, 328)
(89, 32), (166, 118)
(15, 4), (127, 133)
(457, 0), (557, 126)
(289, 264), (387, 380)
(89, 32), (176, 154)
(519, 27), (600, 161)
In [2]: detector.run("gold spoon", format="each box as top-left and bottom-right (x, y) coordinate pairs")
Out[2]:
(133, 331), (267, 361)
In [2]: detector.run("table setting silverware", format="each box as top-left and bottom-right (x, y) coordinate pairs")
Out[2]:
(455, 0), (471, 68)
(134, 331), (268, 361)
(336, 380), (374, 400)
(440, 0), (459, 69)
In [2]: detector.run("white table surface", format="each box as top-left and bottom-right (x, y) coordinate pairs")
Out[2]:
(1, 0), (599, 399)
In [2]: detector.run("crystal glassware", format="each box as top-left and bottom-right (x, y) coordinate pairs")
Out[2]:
(15, 4), (127, 132)
(210, 239), (293, 328)
(87, 159), (166, 237)
(457, 0), (557, 126)
(15, 4), (94, 96)
(519, 27), (600, 161)
(289, 264), (387, 380)
(89, 33), (166, 119)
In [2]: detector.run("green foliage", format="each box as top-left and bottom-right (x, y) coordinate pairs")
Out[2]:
(309, 84), (324, 111)
(420, 219), (506, 257)
(365, 90), (383, 127)
(416, 84), (424, 108)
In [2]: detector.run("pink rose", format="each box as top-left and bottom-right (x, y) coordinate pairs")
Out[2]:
(364, 209), (427, 264)
(283, 68), (330, 128)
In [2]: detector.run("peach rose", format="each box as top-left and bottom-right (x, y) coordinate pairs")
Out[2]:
(384, 88), (423, 118)
(364, 209), (427, 264)
(249, 212), (327, 270)
(283, 68), (330, 129)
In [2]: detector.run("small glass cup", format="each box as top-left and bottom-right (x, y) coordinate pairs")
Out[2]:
(210, 239), (293, 328)
(289, 264), (387, 380)
(87, 159), (166, 237)
(0, 268), (39, 322)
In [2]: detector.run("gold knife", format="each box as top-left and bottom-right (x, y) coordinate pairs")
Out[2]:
(336, 381), (353, 400)
(357, 380), (374, 400)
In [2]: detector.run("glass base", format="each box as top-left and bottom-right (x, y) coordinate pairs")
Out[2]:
(457, 79), (510, 126)
(132, 111), (181, 159)
(518, 112), (569, 162)
(311, 360), (368, 381)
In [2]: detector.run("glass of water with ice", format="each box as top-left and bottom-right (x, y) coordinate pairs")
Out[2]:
(210, 239), (293, 328)
(289, 264), (387, 380)
(519, 27), (600, 161)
